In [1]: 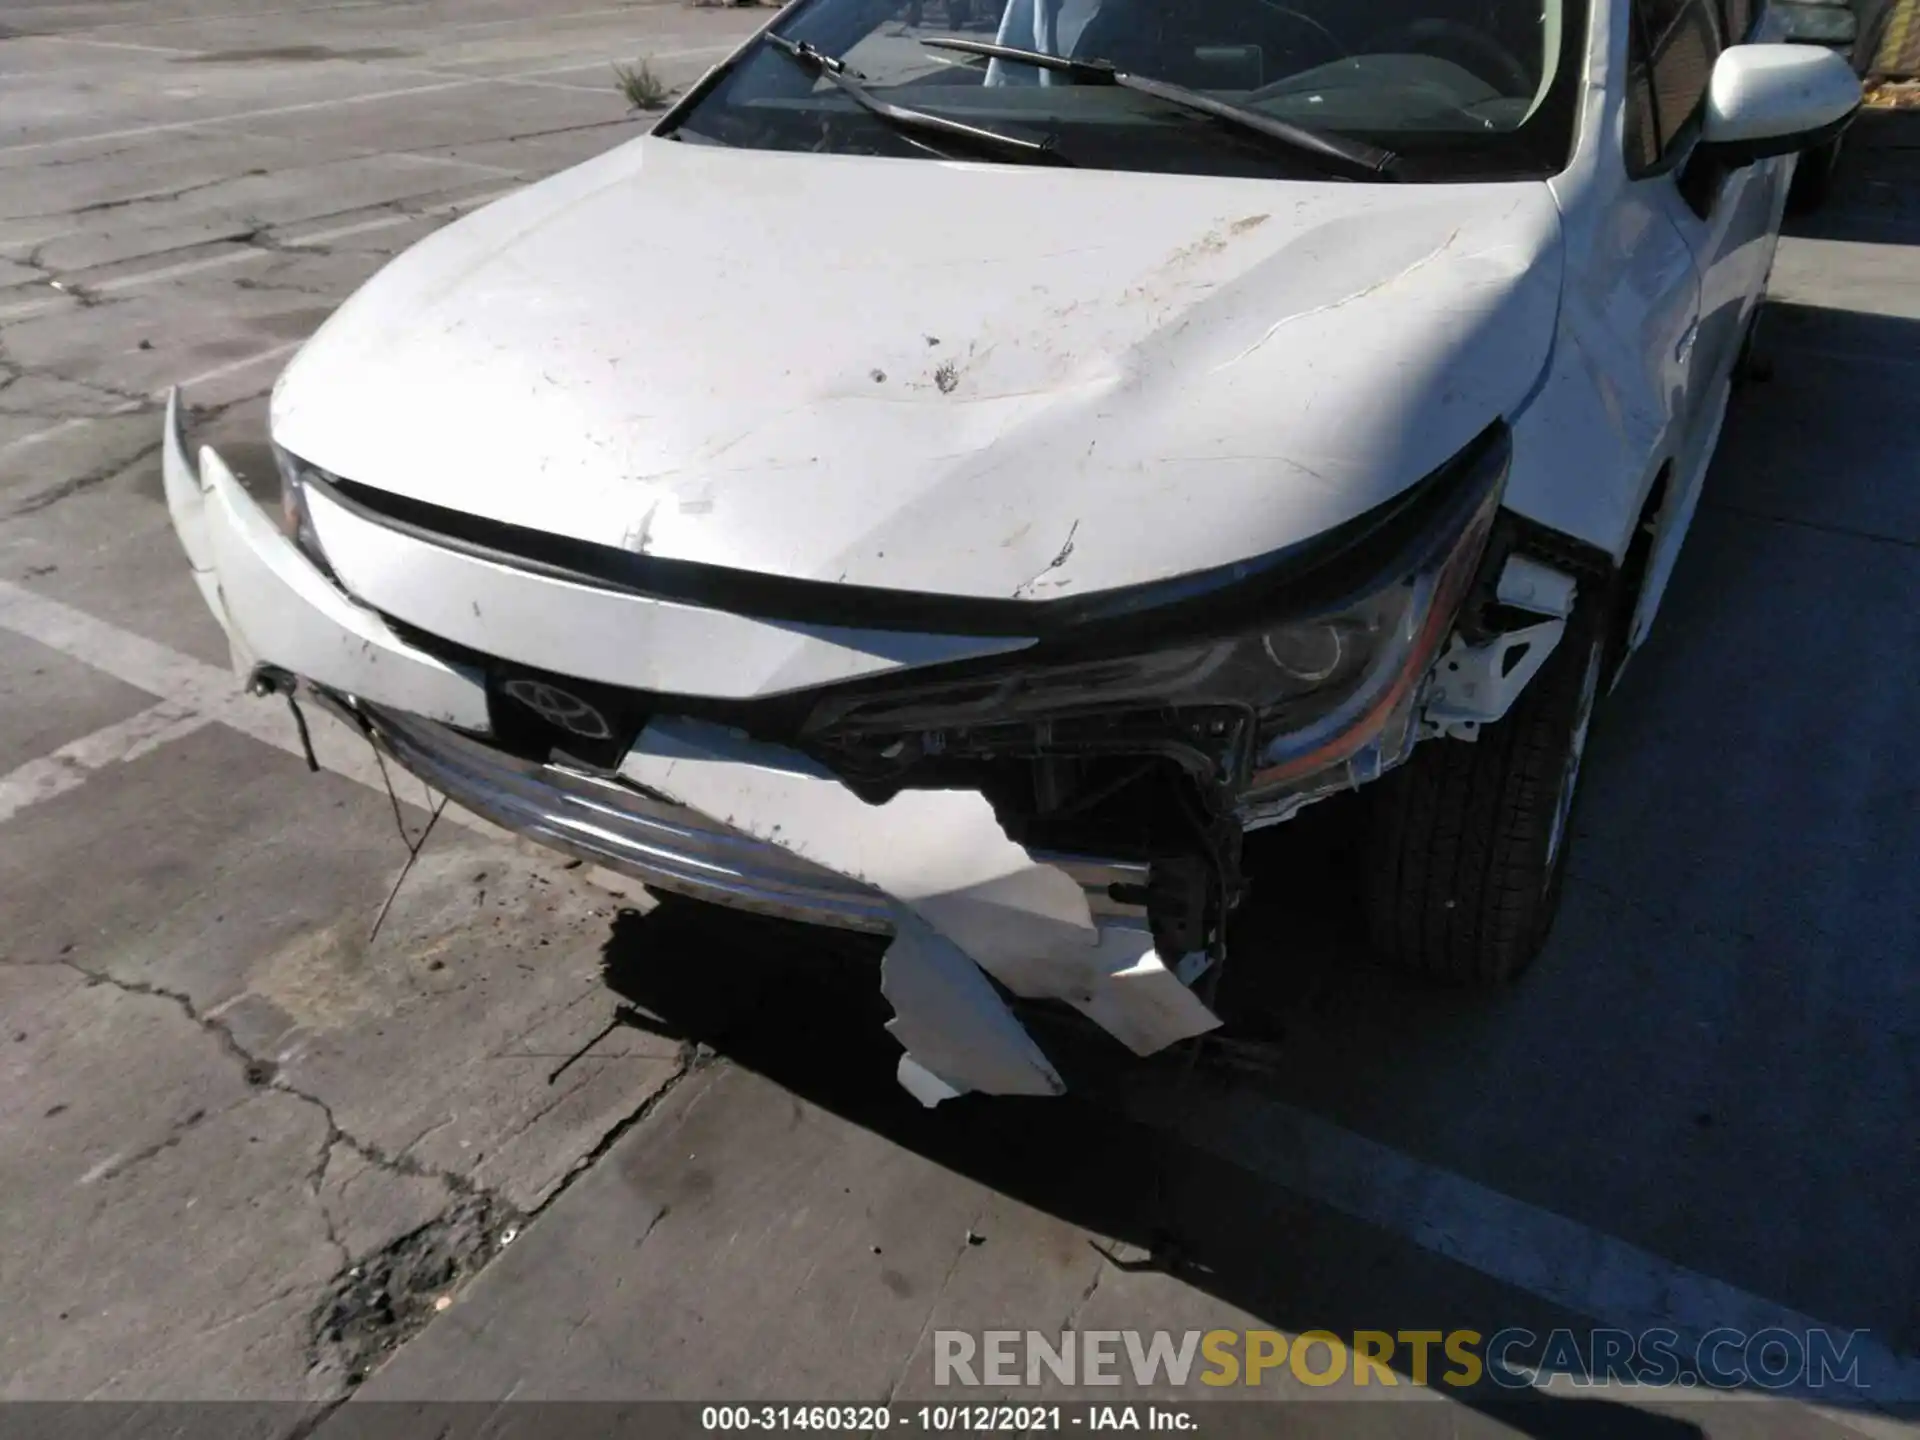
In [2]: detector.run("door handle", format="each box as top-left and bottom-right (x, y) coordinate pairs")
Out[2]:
(1675, 319), (1699, 366)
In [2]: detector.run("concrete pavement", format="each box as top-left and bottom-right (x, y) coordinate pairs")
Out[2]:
(1, 0), (762, 1405)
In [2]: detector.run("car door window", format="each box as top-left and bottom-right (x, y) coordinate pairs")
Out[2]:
(1626, 0), (1725, 172)
(1625, 9), (1662, 171)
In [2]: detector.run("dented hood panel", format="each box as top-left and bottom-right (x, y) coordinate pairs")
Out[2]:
(271, 139), (1563, 601)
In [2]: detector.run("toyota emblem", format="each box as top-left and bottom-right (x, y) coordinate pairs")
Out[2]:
(502, 678), (612, 740)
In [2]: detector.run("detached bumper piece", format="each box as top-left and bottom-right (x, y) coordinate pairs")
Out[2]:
(621, 718), (1220, 1102)
(159, 392), (1218, 1104)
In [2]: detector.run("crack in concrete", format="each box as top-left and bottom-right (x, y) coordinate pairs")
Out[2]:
(80, 170), (264, 217)
(556, 1040), (703, 1189)
(232, 274), (341, 298)
(236, 224), (322, 255)
(34, 145), (139, 170)
(1, 171), (262, 226)
(1050, 1251), (1112, 1346)
(15, 245), (110, 307)
(1703, 496), (1920, 554)
(307, 1193), (522, 1389)
(480, 1068), (595, 1156)
(225, 187), (496, 260)
(5, 438), (163, 518)
(0, 226), (337, 316)
(297, 1047), (699, 1403)
(185, 390), (266, 425)
(308, 1142), (354, 1276)
(76, 1278), (321, 1401)
(886, 1203), (991, 1401)
(38, 954), (494, 1216)
(0, 332), (154, 438)
(1, 184), (524, 325)
(35, 969), (535, 1401)
(452, 114), (643, 148)
(27, 953), (569, 1397)
(48, 957), (277, 1084)
(0, 363), (154, 419)
(1, 31), (752, 1420)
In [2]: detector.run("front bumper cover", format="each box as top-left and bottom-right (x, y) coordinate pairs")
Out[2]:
(160, 392), (1220, 1103)
(161, 390), (491, 730)
(337, 694), (1153, 941)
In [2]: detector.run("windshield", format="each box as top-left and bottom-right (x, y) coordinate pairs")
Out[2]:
(664, 0), (1588, 182)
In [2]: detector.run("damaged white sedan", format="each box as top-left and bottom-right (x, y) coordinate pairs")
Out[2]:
(162, 0), (1858, 1100)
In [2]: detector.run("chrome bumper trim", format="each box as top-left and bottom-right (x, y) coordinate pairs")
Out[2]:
(348, 699), (1151, 938)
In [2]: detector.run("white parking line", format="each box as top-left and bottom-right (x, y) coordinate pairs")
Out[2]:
(1125, 1081), (1920, 1405)
(34, 0), (390, 32)
(514, 43), (743, 78)
(30, 33), (614, 93)
(0, 343), (306, 466)
(29, 35), (203, 57)
(167, 339), (304, 395)
(0, 79), (484, 157)
(0, 189), (516, 327)
(0, 702), (207, 825)
(0, 578), (400, 803)
(0, 417), (100, 464)
(0, 580), (545, 854)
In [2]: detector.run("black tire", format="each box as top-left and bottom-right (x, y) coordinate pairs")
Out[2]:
(1787, 133), (1843, 216)
(1361, 604), (1608, 984)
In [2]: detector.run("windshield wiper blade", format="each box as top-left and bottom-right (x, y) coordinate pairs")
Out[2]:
(920, 37), (1394, 178)
(765, 34), (1070, 164)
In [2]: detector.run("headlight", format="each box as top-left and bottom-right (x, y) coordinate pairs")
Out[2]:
(804, 425), (1509, 793)
(273, 445), (330, 567)
(806, 588), (1409, 740)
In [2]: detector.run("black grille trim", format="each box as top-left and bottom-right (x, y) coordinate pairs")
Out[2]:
(312, 421), (1509, 650)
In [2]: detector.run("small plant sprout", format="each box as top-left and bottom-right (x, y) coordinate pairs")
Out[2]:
(614, 58), (673, 110)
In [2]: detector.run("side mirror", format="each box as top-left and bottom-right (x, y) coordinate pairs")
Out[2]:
(1698, 45), (1861, 165)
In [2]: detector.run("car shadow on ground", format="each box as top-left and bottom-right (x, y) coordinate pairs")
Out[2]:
(1784, 109), (1920, 247)
(597, 883), (1710, 1439)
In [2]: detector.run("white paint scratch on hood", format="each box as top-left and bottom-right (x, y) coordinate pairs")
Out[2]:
(620, 718), (1219, 1101)
(271, 139), (1564, 601)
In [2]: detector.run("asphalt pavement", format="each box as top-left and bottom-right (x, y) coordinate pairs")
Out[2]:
(1, 5), (1915, 1437)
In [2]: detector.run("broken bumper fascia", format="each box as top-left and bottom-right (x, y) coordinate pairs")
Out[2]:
(327, 697), (1207, 1104)
(333, 694), (1153, 943)
(161, 393), (1217, 1103)
(617, 716), (1220, 1101)
(160, 389), (491, 730)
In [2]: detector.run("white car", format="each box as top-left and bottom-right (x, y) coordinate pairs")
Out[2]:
(163, 0), (1859, 1102)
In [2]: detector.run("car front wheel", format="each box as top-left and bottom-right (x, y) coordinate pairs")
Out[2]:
(1360, 603), (1607, 984)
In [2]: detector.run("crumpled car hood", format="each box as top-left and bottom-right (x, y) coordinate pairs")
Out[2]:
(271, 137), (1564, 602)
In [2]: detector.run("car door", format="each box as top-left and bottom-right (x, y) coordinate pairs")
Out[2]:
(1618, 0), (1782, 647)
(1635, 0), (1746, 456)
(1677, 0), (1791, 395)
